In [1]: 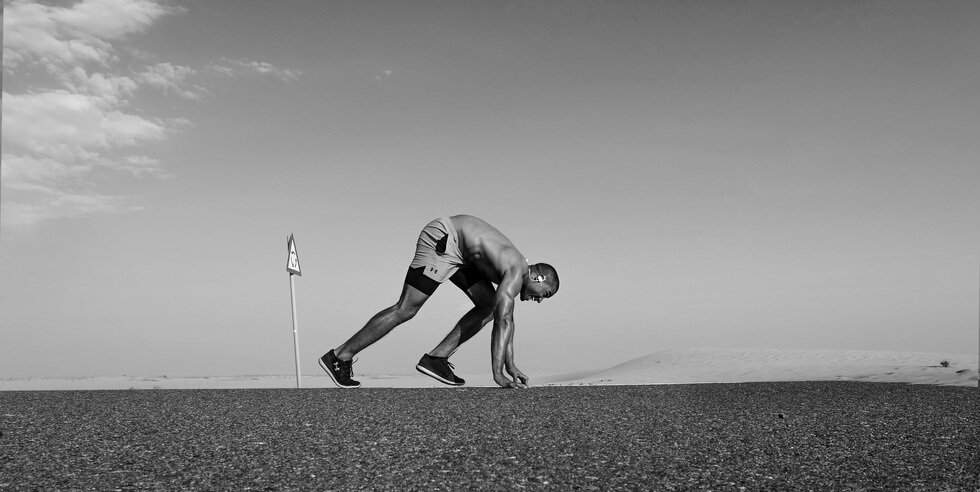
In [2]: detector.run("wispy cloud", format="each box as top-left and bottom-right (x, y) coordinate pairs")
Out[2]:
(1, 154), (137, 226)
(208, 58), (303, 83)
(3, 90), (169, 162)
(0, 189), (134, 227)
(137, 63), (209, 101)
(136, 63), (210, 100)
(2, 0), (185, 71)
(2, 0), (303, 228)
(2, 0), (185, 227)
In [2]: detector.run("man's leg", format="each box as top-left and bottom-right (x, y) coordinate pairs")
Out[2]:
(334, 282), (430, 360)
(428, 277), (495, 358)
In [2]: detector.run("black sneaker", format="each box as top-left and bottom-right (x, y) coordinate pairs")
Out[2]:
(319, 350), (361, 388)
(416, 354), (465, 386)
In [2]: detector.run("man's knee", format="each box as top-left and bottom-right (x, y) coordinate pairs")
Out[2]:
(393, 300), (423, 323)
(459, 277), (495, 311)
(392, 280), (432, 324)
(474, 304), (493, 319)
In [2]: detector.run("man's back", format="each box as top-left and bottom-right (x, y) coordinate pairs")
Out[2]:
(452, 214), (526, 284)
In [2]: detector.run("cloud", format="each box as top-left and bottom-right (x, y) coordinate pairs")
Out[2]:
(3, 0), (185, 72)
(208, 57), (303, 83)
(2, 0), (302, 228)
(2, 0), (183, 227)
(137, 63), (209, 100)
(0, 151), (159, 227)
(61, 68), (140, 106)
(118, 155), (167, 177)
(0, 189), (132, 227)
(3, 90), (168, 163)
(1, 154), (91, 188)
(0, 154), (135, 226)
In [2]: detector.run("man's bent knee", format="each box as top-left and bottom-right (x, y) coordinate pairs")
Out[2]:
(391, 277), (432, 323)
(393, 290), (427, 322)
(393, 303), (421, 323)
(474, 304), (493, 319)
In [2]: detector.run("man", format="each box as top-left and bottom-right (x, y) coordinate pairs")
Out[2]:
(319, 214), (559, 389)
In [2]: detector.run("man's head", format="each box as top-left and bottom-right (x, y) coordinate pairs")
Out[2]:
(520, 263), (559, 303)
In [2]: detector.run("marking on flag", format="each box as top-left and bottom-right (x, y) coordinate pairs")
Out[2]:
(286, 234), (302, 276)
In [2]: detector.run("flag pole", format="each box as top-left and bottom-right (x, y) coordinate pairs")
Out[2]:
(286, 234), (303, 389)
(289, 272), (302, 388)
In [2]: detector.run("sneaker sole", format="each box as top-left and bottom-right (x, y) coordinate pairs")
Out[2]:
(319, 358), (361, 388)
(416, 364), (465, 386)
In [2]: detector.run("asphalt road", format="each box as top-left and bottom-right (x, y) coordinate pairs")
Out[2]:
(2, 382), (977, 491)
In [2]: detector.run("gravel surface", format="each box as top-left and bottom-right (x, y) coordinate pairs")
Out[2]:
(2, 382), (977, 491)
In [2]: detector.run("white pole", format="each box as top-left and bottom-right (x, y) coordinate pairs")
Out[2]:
(289, 273), (302, 388)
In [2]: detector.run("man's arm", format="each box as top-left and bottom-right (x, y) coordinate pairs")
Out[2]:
(490, 267), (527, 389)
(504, 324), (528, 386)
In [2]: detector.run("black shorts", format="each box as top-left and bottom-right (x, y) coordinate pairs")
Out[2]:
(405, 265), (485, 296)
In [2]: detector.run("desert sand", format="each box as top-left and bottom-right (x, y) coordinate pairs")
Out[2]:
(3, 348), (976, 390)
(537, 348), (978, 387)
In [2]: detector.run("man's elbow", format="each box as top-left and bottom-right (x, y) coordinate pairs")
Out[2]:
(494, 293), (515, 312)
(494, 302), (514, 324)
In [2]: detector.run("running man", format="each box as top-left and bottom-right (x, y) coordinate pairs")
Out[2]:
(319, 215), (559, 389)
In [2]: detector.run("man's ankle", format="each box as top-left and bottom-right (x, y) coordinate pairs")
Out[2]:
(428, 347), (456, 358)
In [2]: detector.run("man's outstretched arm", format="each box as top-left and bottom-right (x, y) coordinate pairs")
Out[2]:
(504, 324), (528, 386)
(490, 271), (527, 388)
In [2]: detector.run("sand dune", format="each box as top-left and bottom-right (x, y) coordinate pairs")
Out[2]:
(539, 348), (978, 387)
(2, 349), (976, 390)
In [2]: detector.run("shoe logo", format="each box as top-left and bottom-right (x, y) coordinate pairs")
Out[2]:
(333, 362), (340, 371)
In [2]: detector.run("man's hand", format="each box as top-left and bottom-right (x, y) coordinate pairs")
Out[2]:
(507, 365), (529, 387)
(494, 372), (528, 389)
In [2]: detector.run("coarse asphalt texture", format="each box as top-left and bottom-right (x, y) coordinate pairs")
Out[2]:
(2, 382), (977, 491)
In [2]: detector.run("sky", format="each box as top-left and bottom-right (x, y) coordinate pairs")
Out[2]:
(2, 0), (978, 380)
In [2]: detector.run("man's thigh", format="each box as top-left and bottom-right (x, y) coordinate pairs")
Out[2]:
(450, 268), (494, 308)
(395, 279), (432, 313)
(405, 266), (441, 296)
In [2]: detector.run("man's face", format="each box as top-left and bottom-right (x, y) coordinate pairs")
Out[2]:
(520, 281), (553, 303)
